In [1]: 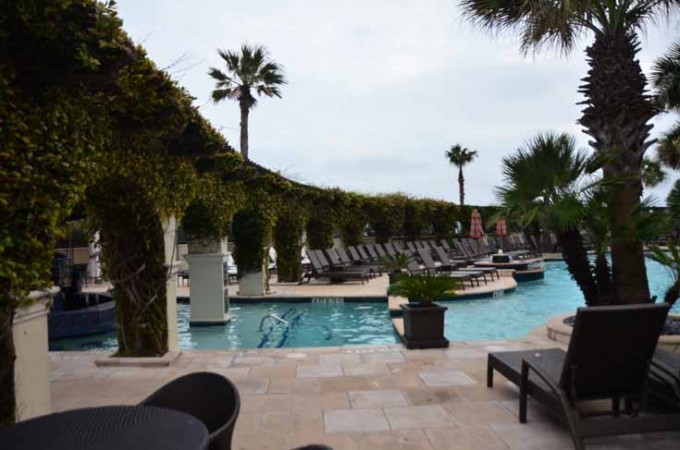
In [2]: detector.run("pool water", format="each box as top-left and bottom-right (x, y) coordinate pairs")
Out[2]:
(442, 259), (676, 341)
(49, 301), (399, 351)
(49, 259), (678, 351)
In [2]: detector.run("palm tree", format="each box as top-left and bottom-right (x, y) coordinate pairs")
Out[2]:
(497, 132), (614, 305)
(209, 44), (286, 161)
(652, 41), (680, 169)
(460, 0), (680, 304)
(445, 144), (478, 205)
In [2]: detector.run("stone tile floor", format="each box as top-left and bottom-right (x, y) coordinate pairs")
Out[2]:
(50, 334), (680, 449)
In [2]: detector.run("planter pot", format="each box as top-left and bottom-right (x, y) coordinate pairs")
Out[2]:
(399, 302), (449, 349)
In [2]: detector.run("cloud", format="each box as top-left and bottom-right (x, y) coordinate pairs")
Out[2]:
(116, 0), (680, 205)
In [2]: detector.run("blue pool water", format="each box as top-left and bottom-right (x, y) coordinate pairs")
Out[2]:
(442, 259), (676, 341)
(49, 259), (678, 351)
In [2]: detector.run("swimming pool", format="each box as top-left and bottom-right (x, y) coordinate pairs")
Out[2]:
(442, 259), (676, 341)
(49, 259), (677, 351)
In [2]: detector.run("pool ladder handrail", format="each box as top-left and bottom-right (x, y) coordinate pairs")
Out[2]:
(259, 314), (289, 331)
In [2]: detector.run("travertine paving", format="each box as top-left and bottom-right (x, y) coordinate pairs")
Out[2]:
(50, 335), (680, 449)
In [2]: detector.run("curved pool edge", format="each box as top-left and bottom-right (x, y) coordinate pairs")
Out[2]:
(545, 312), (680, 353)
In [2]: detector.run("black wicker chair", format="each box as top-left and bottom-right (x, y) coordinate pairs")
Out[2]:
(140, 372), (240, 450)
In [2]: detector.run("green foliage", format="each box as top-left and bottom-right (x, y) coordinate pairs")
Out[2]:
(496, 132), (589, 232)
(380, 253), (412, 273)
(337, 192), (367, 246)
(86, 177), (169, 356)
(304, 188), (343, 249)
(387, 275), (458, 305)
(182, 167), (245, 240)
(274, 203), (307, 282)
(366, 194), (406, 243)
(232, 208), (273, 277)
(652, 41), (680, 113)
(0, 0), (130, 309)
(642, 157), (666, 187)
(647, 242), (680, 307)
(209, 44), (286, 105)
(445, 145), (478, 168)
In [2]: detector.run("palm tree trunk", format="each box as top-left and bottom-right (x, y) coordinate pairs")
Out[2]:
(458, 167), (465, 206)
(239, 99), (249, 161)
(664, 280), (680, 308)
(594, 253), (615, 305)
(579, 32), (656, 304)
(0, 299), (16, 424)
(557, 228), (599, 306)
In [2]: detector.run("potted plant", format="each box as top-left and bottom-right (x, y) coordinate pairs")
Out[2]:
(380, 252), (412, 284)
(387, 274), (458, 349)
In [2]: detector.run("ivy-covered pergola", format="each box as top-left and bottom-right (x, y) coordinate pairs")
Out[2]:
(1, 0), (479, 425)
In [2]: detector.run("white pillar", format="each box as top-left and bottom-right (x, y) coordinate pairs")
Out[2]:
(185, 238), (230, 325)
(162, 216), (180, 351)
(238, 248), (268, 296)
(14, 288), (57, 420)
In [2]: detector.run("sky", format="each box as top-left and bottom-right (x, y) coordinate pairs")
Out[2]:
(116, 0), (680, 206)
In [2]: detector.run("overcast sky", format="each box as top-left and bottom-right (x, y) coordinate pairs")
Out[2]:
(117, 0), (680, 206)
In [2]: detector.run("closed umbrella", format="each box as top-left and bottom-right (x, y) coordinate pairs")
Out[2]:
(496, 218), (507, 251)
(469, 209), (484, 254)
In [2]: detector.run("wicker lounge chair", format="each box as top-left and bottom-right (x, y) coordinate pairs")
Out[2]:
(487, 303), (680, 449)
(140, 372), (240, 450)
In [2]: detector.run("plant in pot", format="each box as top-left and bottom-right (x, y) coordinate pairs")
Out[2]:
(387, 274), (458, 349)
(380, 252), (412, 284)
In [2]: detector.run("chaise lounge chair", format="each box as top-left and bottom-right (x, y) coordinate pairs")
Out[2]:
(304, 250), (370, 284)
(487, 303), (680, 449)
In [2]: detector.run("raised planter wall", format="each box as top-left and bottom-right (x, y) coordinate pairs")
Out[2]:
(545, 313), (680, 353)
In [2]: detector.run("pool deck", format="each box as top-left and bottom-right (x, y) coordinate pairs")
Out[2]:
(84, 274), (518, 302)
(50, 333), (680, 449)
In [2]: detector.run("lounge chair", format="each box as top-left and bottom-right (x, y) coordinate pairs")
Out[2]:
(305, 250), (370, 284)
(373, 243), (388, 259)
(415, 248), (484, 287)
(336, 247), (380, 276)
(405, 260), (472, 289)
(363, 244), (381, 261)
(432, 245), (470, 267)
(140, 372), (240, 450)
(487, 303), (680, 450)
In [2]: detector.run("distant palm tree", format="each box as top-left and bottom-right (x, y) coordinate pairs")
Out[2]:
(445, 145), (478, 205)
(460, 0), (680, 304)
(209, 44), (286, 161)
(652, 42), (680, 169)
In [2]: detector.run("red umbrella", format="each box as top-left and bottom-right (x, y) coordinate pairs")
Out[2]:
(470, 209), (484, 254)
(496, 218), (508, 252)
(496, 218), (507, 237)
(469, 209), (484, 239)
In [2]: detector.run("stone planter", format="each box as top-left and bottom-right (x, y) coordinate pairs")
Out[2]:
(400, 303), (449, 349)
(14, 288), (58, 420)
(545, 313), (680, 353)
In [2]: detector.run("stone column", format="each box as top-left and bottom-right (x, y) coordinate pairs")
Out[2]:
(162, 216), (180, 351)
(237, 249), (268, 296)
(185, 237), (230, 325)
(14, 288), (58, 420)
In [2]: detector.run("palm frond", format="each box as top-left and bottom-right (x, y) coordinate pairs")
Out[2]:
(652, 41), (680, 111)
(657, 122), (680, 169)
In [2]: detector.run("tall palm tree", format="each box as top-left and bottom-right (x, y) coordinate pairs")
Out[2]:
(461, 0), (680, 304)
(209, 44), (286, 161)
(445, 144), (478, 205)
(652, 41), (680, 169)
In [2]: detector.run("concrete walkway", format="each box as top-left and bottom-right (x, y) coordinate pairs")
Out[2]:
(50, 333), (679, 449)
